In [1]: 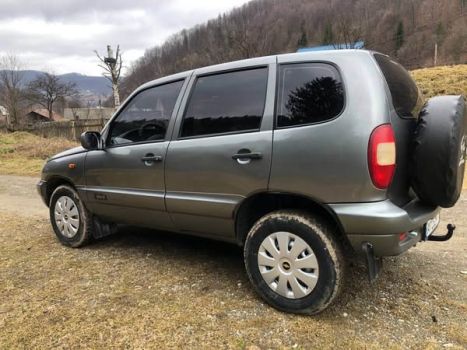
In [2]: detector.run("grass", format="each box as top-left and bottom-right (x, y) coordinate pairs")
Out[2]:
(0, 131), (78, 176)
(0, 204), (466, 349)
(411, 64), (467, 99)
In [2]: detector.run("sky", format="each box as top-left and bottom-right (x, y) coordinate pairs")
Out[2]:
(0, 0), (251, 76)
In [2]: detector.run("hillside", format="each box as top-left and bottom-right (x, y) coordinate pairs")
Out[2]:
(122, 0), (467, 97)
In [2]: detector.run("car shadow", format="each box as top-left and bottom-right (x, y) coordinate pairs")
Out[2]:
(91, 225), (243, 264)
(85, 225), (426, 317)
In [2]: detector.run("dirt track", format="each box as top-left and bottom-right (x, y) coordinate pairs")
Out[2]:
(0, 174), (465, 349)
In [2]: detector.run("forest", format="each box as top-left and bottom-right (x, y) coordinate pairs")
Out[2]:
(121, 0), (466, 97)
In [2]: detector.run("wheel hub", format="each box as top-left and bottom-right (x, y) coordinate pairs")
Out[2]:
(257, 231), (319, 299)
(54, 196), (80, 238)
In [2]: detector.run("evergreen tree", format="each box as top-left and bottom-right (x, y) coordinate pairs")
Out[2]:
(322, 23), (334, 45)
(297, 27), (308, 48)
(435, 22), (445, 45)
(394, 21), (404, 51)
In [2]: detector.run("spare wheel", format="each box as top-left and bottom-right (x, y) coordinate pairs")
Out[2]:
(411, 95), (466, 208)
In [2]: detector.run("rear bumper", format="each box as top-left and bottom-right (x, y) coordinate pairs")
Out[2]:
(346, 230), (422, 257)
(329, 199), (440, 256)
(37, 180), (48, 206)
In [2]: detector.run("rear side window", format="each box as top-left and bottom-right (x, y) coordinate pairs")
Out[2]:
(180, 67), (268, 138)
(374, 54), (423, 118)
(277, 63), (344, 128)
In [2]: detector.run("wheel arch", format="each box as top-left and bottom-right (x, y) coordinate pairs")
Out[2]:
(44, 176), (77, 206)
(234, 192), (348, 247)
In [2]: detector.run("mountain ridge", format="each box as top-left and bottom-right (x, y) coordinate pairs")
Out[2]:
(0, 70), (111, 96)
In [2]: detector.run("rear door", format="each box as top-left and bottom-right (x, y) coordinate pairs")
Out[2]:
(165, 58), (276, 240)
(84, 77), (187, 229)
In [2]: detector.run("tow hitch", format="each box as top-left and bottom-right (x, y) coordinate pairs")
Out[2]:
(425, 223), (456, 242)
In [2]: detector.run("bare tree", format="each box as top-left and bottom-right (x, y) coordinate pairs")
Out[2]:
(95, 45), (122, 108)
(0, 54), (24, 129)
(333, 14), (363, 49)
(67, 98), (82, 120)
(26, 73), (77, 121)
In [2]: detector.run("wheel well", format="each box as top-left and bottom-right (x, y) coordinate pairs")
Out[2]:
(235, 192), (347, 246)
(44, 177), (75, 206)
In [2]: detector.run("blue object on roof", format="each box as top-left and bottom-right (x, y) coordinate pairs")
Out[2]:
(297, 41), (365, 52)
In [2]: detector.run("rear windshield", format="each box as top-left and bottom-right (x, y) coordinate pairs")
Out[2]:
(374, 53), (423, 118)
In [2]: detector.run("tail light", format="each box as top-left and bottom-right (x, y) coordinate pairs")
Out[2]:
(368, 124), (396, 189)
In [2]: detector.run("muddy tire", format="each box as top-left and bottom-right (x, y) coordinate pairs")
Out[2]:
(411, 95), (466, 208)
(49, 185), (94, 248)
(244, 210), (345, 315)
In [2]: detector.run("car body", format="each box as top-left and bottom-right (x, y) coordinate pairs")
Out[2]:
(38, 49), (457, 314)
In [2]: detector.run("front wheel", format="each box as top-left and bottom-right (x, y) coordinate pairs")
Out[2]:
(49, 185), (94, 247)
(244, 210), (345, 314)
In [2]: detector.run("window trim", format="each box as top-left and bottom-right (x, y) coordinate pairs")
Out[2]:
(177, 65), (269, 140)
(105, 78), (185, 149)
(274, 61), (346, 130)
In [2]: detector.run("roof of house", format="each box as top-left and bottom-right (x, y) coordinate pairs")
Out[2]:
(26, 109), (64, 121)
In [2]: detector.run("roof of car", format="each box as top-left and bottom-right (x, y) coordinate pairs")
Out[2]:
(136, 49), (375, 93)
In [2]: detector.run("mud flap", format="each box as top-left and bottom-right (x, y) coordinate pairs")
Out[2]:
(362, 242), (383, 282)
(92, 216), (117, 239)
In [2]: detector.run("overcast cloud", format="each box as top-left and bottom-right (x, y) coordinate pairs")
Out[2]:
(0, 0), (250, 75)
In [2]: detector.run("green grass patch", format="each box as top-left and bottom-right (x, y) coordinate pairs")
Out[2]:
(411, 64), (467, 99)
(0, 132), (78, 176)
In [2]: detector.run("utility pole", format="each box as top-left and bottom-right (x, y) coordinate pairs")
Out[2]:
(95, 45), (122, 108)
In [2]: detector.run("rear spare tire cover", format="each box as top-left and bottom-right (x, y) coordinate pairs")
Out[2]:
(411, 95), (466, 208)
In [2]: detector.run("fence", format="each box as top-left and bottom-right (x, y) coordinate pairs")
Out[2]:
(2, 119), (110, 141)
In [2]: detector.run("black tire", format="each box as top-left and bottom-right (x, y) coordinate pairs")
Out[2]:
(244, 210), (345, 315)
(411, 95), (466, 208)
(49, 185), (94, 248)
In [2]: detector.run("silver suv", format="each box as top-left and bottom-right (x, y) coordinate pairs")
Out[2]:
(38, 50), (466, 314)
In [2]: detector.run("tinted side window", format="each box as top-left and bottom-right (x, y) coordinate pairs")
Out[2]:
(277, 63), (344, 128)
(109, 80), (183, 145)
(374, 54), (423, 118)
(181, 68), (268, 138)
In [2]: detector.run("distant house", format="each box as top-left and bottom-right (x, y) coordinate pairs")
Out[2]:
(63, 107), (115, 121)
(23, 109), (64, 124)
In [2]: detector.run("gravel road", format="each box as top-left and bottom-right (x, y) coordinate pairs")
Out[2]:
(0, 174), (465, 349)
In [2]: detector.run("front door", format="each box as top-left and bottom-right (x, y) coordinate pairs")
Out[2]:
(84, 78), (186, 230)
(165, 60), (276, 239)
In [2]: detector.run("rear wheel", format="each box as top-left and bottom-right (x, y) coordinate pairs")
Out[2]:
(244, 210), (345, 314)
(49, 185), (94, 247)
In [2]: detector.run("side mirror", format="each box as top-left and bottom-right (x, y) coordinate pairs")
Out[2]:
(80, 131), (101, 150)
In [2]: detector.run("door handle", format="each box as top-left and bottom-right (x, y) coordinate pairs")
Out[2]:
(232, 152), (263, 160)
(141, 153), (163, 165)
(232, 150), (263, 164)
